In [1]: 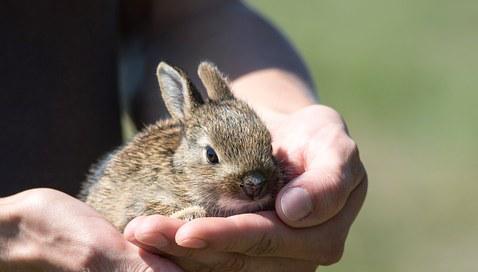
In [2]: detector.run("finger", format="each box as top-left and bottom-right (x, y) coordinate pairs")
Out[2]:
(151, 240), (317, 272)
(136, 247), (184, 272)
(125, 216), (317, 271)
(242, 256), (317, 272)
(175, 176), (367, 264)
(124, 215), (194, 257)
(313, 173), (367, 264)
(209, 256), (317, 272)
(170, 253), (317, 272)
(176, 213), (302, 260)
(124, 216), (163, 254)
(277, 136), (366, 228)
(125, 215), (231, 263)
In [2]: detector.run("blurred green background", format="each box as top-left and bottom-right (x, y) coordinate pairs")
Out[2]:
(248, 0), (478, 271)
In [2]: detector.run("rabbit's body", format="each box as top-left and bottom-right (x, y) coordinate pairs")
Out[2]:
(82, 62), (283, 231)
(83, 119), (186, 229)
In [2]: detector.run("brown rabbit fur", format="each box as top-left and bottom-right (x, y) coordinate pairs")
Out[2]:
(81, 62), (283, 231)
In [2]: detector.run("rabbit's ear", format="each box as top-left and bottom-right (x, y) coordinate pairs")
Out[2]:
(198, 62), (234, 101)
(157, 62), (204, 121)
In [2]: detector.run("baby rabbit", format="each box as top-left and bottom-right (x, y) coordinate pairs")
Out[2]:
(81, 62), (283, 231)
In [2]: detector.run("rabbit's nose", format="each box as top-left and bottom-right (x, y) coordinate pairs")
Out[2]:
(242, 172), (265, 200)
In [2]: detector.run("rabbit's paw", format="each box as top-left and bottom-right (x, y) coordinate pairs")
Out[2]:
(171, 206), (207, 221)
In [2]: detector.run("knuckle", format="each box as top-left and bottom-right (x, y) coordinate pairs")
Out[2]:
(316, 105), (342, 120)
(23, 191), (51, 206)
(335, 137), (358, 169)
(330, 171), (348, 192)
(243, 231), (280, 256)
(328, 133), (359, 168)
(346, 139), (362, 172)
(327, 124), (348, 146)
(347, 139), (359, 159)
(347, 137), (358, 151)
(20, 188), (63, 210)
(321, 172), (348, 212)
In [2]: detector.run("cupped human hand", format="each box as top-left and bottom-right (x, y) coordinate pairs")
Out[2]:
(0, 188), (183, 272)
(125, 104), (367, 271)
(268, 104), (367, 229)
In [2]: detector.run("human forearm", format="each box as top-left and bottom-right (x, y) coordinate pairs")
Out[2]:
(147, 1), (316, 115)
(230, 68), (316, 128)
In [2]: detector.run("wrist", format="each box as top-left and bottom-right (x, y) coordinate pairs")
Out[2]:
(230, 68), (317, 131)
(230, 68), (317, 113)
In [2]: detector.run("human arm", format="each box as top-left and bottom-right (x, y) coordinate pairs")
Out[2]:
(126, 0), (367, 270)
(0, 188), (182, 272)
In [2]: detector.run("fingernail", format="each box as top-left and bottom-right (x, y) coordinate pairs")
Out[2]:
(280, 187), (313, 221)
(177, 238), (208, 249)
(136, 231), (169, 248)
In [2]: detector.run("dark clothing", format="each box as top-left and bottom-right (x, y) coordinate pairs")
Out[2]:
(0, 1), (122, 196)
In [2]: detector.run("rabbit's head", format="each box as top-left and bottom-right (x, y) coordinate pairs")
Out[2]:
(157, 62), (283, 216)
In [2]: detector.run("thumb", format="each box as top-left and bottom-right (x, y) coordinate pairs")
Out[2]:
(276, 164), (364, 228)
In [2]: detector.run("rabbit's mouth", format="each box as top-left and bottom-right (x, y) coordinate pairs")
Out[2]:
(213, 194), (275, 216)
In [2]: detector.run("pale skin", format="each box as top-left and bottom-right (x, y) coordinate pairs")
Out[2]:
(124, 74), (367, 271)
(125, 1), (367, 271)
(0, 189), (183, 271)
(0, 1), (367, 271)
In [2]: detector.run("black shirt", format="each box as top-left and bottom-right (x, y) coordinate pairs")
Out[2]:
(0, 1), (122, 196)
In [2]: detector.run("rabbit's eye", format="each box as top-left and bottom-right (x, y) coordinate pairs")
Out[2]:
(205, 146), (219, 164)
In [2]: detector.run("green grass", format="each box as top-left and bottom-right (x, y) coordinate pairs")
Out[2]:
(248, 1), (478, 271)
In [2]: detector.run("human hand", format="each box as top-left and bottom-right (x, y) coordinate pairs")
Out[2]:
(125, 104), (367, 271)
(0, 188), (183, 272)
(267, 104), (367, 229)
